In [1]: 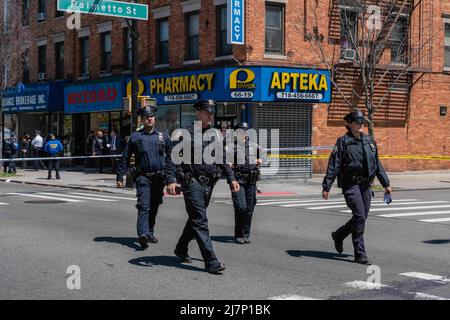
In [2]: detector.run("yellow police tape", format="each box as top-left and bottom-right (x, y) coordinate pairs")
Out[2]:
(267, 154), (450, 161)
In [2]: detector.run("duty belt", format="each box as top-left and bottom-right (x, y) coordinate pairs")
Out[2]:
(138, 171), (164, 180)
(235, 170), (259, 184)
(352, 175), (371, 185)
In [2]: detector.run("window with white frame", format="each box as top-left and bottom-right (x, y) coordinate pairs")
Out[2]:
(445, 23), (450, 69)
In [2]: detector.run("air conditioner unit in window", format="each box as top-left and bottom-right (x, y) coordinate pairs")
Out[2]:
(342, 49), (356, 61)
(38, 73), (46, 81)
(37, 12), (46, 21)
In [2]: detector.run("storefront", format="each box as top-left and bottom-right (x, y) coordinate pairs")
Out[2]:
(64, 77), (129, 160)
(127, 66), (331, 177)
(1, 82), (65, 154)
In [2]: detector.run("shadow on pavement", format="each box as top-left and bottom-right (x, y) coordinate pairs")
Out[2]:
(422, 239), (450, 245)
(129, 256), (205, 272)
(94, 236), (144, 251)
(211, 235), (236, 244)
(286, 250), (353, 262)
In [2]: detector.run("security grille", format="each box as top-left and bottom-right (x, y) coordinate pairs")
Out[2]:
(253, 103), (312, 178)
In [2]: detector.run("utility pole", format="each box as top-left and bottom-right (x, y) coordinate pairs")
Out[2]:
(130, 18), (139, 133)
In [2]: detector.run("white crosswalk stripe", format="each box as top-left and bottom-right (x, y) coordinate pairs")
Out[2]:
(0, 202), (9, 205)
(227, 196), (450, 225)
(7, 192), (85, 203)
(40, 193), (118, 202)
(4, 191), (136, 204)
(420, 217), (450, 223)
(70, 192), (135, 200)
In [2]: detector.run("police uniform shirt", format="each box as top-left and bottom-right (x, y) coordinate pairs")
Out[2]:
(117, 128), (176, 184)
(176, 124), (236, 183)
(322, 132), (390, 192)
(233, 140), (261, 173)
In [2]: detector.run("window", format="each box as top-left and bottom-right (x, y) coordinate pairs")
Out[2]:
(123, 28), (132, 70)
(3, 0), (9, 33)
(80, 36), (89, 77)
(22, 0), (30, 26)
(391, 17), (408, 64)
(157, 19), (169, 64)
(22, 50), (30, 83)
(265, 4), (284, 55)
(340, 9), (357, 59)
(217, 5), (232, 57)
(38, 0), (46, 21)
(100, 32), (112, 73)
(186, 12), (199, 61)
(445, 23), (450, 69)
(55, 1), (64, 17)
(38, 45), (46, 75)
(55, 42), (64, 79)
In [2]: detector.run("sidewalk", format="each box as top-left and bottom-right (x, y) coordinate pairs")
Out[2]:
(2, 168), (450, 199)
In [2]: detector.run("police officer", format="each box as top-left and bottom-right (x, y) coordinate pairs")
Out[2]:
(230, 122), (262, 244)
(44, 133), (63, 180)
(117, 105), (177, 249)
(3, 133), (17, 174)
(172, 99), (240, 274)
(322, 110), (392, 264)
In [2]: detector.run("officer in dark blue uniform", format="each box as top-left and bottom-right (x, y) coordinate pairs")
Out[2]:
(172, 99), (240, 274)
(322, 110), (392, 264)
(230, 122), (262, 244)
(3, 133), (17, 174)
(117, 105), (177, 249)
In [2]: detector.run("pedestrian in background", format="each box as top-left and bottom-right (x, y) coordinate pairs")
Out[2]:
(44, 133), (63, 180)
(92, 130), (105, 173)
(20, 132), (31, 169)
(31, 130), (45, 170)
(109, 130), (121, 174)
(3, 133), (18, 174)
(322, 110), (392, 265)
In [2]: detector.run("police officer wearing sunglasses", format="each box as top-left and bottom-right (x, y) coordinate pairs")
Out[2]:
(322, 110), (392, 264)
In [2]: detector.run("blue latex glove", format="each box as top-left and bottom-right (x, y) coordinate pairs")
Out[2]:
(384, 192), (392, 204)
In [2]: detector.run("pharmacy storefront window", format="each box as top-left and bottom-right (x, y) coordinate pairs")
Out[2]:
(155, 105), (180, 135)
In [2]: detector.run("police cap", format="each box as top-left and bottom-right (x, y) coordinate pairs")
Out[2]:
(193, 99), (216, 113)
(138, 105), (157, 117)
(344, 110), (365, 124)
(234, 122), (249, 131)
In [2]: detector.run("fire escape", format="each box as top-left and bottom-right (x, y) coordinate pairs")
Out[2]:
(326, 0), (433, 126)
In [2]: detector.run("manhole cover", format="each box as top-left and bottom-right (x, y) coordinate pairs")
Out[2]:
(24, 200), (67, 204)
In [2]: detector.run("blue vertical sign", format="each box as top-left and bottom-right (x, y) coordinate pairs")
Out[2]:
(227, 0), (245, 45)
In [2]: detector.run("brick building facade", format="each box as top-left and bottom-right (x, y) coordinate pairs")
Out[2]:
(1, 0), (450, 175)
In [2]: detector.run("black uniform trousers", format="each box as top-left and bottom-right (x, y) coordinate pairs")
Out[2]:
(135, 175), (165, 238)
(47, 157), (60, 179)
(175, 178), (219, 267)
(3, 155), (16, 173)
(232, 181), (257, 238)
(335, 184), (372, 258)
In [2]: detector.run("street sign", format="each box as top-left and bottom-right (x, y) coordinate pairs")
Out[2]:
(227, 0), (245, 45)
(57, 0), (149, 20)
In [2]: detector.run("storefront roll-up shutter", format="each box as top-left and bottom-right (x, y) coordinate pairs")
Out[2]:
(254, 103), (312, 178)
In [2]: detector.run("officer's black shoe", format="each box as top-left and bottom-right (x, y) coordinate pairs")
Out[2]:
(138, 235), (149, 249)
(173, 250), (193, 263)
(148, 235), (158, 243)
(331, 232), (343, 254)
(205, 262), (226, 274)
(355, 256), (371, 265)
(47, 177), (52, 180)
(244, 238), (251, 244)
(235, 237), (245, 245)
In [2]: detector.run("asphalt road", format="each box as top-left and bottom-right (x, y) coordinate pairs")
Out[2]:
(0, 182), (449, 300)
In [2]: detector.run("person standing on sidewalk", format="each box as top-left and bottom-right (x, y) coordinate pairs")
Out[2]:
(230, 122), (262, 245)
(3, 133), (18, 174)
(108, 130), (121, 174)
(116, 105), (177, 249)
(322, 110), (392, 265)
(92, 131), (106, 173)
(44, 133), (63, 180)
(20, 132), (31, 170)
(31, 130), (45, 170)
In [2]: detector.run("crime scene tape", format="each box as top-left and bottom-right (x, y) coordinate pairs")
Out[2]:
(0, 154), (122, 163)
(266, 154), (450, 161)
